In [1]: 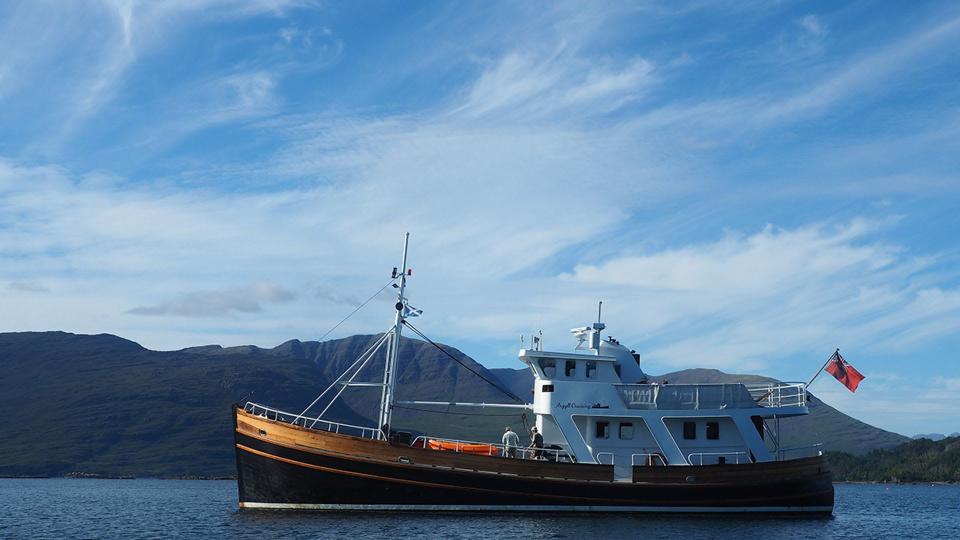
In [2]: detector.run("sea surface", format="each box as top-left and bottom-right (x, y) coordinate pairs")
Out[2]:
(1, 479), (958, 539)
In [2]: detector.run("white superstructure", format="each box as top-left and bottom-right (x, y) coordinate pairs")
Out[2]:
(522, 320), (810, 480)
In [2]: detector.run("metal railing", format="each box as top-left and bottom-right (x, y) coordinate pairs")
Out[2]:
(631, 453), (667, 466)
(745, 383), (807, 408)
(243, 402), (381, 440)
(410, 435), (573, 462)
(595, 452), (615, 465)
(614, 382), (807, 410)
(686, 451), (749, 465)
(775, 443), (824, 461)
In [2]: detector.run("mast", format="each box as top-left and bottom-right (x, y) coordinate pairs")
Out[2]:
(377, 232), (410, 439)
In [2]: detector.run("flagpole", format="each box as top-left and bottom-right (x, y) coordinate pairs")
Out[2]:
(806, 348), (839, 388)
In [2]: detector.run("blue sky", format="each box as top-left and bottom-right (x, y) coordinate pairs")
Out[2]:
(1, 1), (958, 435)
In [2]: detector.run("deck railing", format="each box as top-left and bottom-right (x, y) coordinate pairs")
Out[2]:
(775, 443), (824, 461)
(631, 453), (668, 466)
(614, 382), (807, 410)
(244, 403), (578, 462)
(410, 435), (574, 463)
(745, 383), (807, 408)
(687, 451), (749, 465)
(595, 452), (615, 465)
(246, 402), (823, 468)
(243, 402), (381, 440)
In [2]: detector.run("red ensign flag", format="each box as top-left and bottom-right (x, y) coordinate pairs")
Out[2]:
(825, 351), (865, 392)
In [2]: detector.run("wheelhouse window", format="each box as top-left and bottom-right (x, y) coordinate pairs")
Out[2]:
(565, 360), (576, 377)
(595, 421), (609, 439)
(706, 421), (719, 440)
(538, 359), (556, 378)
(683, 421), (696, 440)
(619, 422), (634, 440)
(586, 360), (597, 378)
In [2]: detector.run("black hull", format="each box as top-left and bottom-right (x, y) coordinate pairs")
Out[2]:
(234, 430), (834, 513)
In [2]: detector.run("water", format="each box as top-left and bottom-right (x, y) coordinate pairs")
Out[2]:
(1, 480), (958, 539)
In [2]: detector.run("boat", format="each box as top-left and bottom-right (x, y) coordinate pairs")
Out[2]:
(233, 234), (834, 513)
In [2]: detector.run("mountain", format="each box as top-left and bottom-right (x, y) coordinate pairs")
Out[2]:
(1, 331), (907, 477)
(0, 331), (517, 478)
(489, 367), (909, 455)
(912, 433), (960, 441)
(830, 436), (960, 482)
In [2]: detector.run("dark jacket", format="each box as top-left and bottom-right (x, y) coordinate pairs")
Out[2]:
(531, 432), (544, 448)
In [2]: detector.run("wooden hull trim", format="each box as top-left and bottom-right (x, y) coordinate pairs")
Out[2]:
(239, 502), (835, 513)
(235, 406), (615, 482)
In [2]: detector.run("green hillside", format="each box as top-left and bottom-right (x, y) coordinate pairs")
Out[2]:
(0, 332), (522, 478)
(829, 437), (960, 482)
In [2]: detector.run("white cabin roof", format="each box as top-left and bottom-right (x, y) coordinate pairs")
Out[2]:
(519, 349), (618, 362)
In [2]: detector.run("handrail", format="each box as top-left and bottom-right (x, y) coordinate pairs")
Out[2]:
(745, 382), (807, 408)
(776, 443), (824, 460)
(686, 451), (748, 465)
(595, 452), (615, 465)
(631, 453), (667, 466)
(615, 382), (807, 410)
(243, 402), (380, 440)
(410, 435), (573, 462)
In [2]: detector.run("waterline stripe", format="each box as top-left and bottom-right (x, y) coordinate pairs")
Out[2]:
(239, 502), (834, 513)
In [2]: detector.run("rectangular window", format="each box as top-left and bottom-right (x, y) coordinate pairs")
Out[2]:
(619, 422), (634, 440)
(595, 421), (609, 439)
(541, 384), (554, 393)
(539, 359), (556, 378)
(683, 421), (696, 440)
(565, 360), (576, 377)
(586, 360), (597, 378)
(706, 421), (719, 440)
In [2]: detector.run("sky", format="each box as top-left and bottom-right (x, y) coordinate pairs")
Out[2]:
(1, 0), (958, 436)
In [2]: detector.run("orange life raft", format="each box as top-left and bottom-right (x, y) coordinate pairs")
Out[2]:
(427, 439), (498, 455)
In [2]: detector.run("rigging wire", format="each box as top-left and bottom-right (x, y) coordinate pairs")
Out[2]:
(296, 328), (394, 421)
(402, 320), (526, 404)
(392, 404), (526, 417)
(316, 277), (397, 342)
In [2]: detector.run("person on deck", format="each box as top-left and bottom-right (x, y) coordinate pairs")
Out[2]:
(529, 426), (544, 460)
(502, 426), (519, 458)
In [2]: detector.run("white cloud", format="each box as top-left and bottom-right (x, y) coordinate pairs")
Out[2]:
(630, 13), (960, 139)
(0, 1), (958, 441)
(556, 220), (960, 371)
(2, 0), (959, 368)
(280, 26), (298, 44)
(797, 14), (826, 37)
(934, 376), (960, 392)
(812, 372), (960, 436)
(456, 50), (654, 120)
(759, 15), (960, 124)
(1, 0), (318, 154)
(566, 220), (895, 292)
(128, 282), (295, 317)
(7, 281), (50, 293)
